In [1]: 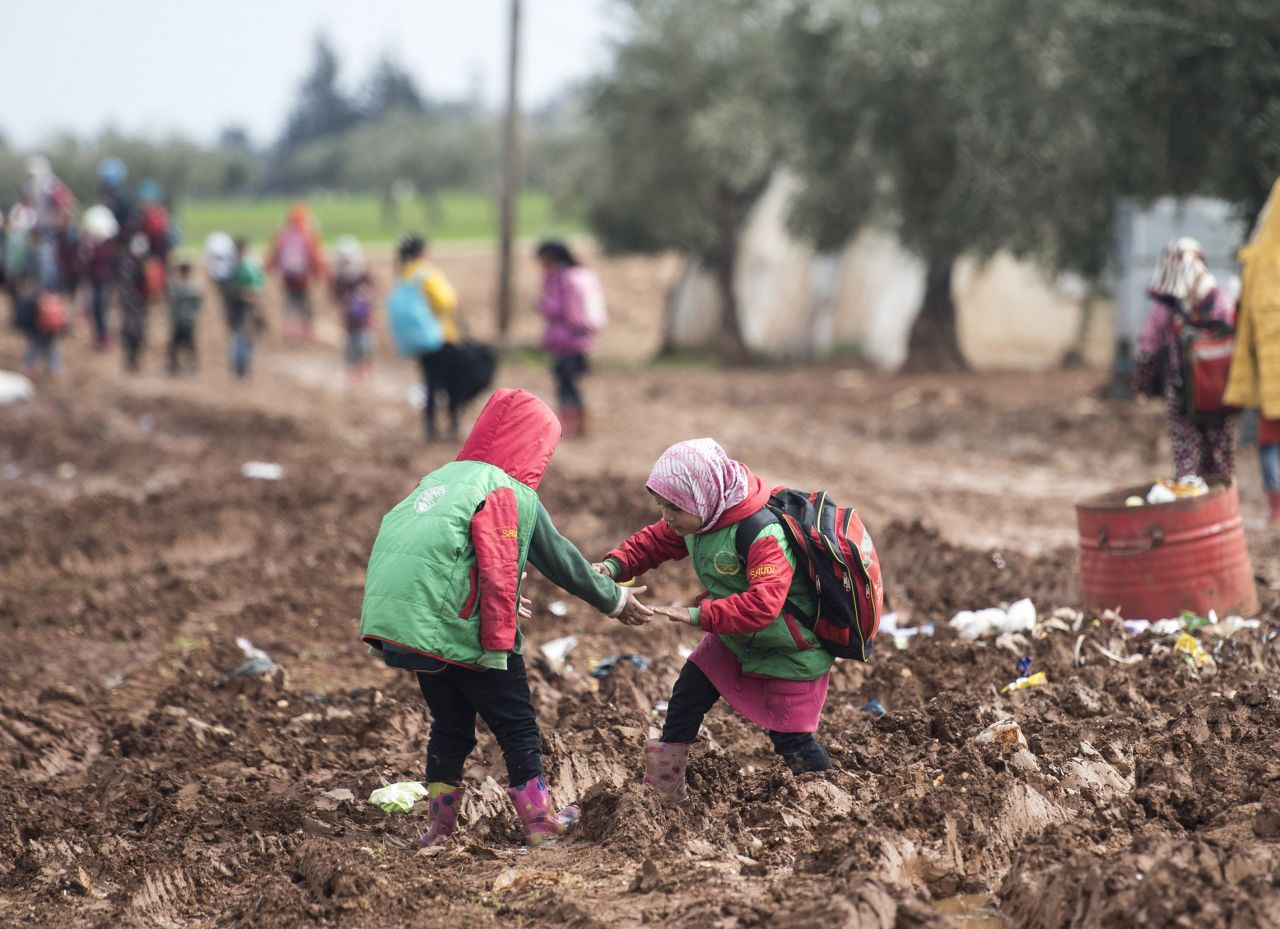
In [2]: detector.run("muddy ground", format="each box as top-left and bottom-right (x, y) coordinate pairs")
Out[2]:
(2, 246), (1279, 928)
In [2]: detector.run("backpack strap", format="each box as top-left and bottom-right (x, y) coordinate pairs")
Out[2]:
(734, 507), (779, 566)
(734, 506), (814, 624)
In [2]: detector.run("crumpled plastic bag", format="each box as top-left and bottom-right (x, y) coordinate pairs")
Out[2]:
(1001, 670), (1047, 693)
(949, 598), (1036, 640)
(368, 781), (428, 812)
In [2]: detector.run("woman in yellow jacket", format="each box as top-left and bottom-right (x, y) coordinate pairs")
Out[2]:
(398, 234), (461, 440)
(1224, 180), (1280, 522)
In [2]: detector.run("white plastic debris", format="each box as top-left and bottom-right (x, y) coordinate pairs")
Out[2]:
(949, 598), (1036, 640)
(217, 637), (277, 685)
(241, 461), (284, 481)
(1146, 483), (1177, 504)
(540, 635), (578, 674)
(548, 600), (569, 617)
(971, 719), (1029, 752)
(0, 370), (34, 406)
(405, 384), (426, 409)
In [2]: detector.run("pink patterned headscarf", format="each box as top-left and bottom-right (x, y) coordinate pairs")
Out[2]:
(646, 439), (749, 533)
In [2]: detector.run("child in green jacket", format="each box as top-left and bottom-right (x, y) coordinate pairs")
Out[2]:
(596, 439), (835, 799)
(360, 388), (651, 848)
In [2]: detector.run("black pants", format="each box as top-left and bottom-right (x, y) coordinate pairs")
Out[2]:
(169, 325), (196, 373)
(552, 353), (588, 410)
(416, 653), (543, 788)
(660, 661), (831, 770)
(418, 348), (461, 440)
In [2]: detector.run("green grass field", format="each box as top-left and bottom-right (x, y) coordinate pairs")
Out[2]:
(176, 190), (582, 250)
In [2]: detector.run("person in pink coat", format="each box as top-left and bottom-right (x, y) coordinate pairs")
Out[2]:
(535, 240), (607, 437)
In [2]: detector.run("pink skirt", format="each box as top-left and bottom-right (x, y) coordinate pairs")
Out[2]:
(689, 635), (829, 733)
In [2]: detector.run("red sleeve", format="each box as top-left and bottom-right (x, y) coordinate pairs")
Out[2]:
(472, 487), (521, 650)
(697, 535), (793, 635)
(604, 520), (688, 580)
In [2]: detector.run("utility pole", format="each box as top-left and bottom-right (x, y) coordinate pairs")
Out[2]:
(497, 0), (522, 340)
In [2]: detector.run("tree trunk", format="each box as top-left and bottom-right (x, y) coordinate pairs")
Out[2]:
(1061, 285), (1101, 369)
(903, 259), (966, 372)
(709, 184), (758, 363)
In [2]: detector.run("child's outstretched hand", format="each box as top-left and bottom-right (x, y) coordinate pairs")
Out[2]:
(591, 562), (613, 576)
(652, 606), (694, 625)
(615, 586), (653, 626)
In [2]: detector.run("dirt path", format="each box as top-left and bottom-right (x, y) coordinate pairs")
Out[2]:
(2, 251), (1279, 928)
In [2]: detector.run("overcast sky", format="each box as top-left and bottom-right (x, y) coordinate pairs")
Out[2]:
(1, 0), (614, 147)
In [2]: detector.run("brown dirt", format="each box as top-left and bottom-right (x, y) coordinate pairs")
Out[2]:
(2, 245), (1279, 928)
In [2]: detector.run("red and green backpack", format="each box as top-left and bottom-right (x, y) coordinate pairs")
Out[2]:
(735, 488), (884, 661)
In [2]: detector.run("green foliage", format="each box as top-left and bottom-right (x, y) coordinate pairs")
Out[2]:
(784, 0), (1280, 282)
(579, 0), (789, 262)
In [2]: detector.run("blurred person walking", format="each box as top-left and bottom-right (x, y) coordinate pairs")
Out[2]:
(137, 179), (176, 300)
(224, 238), (265, 380)
(167, 261), (203, 375)
(1134, 238), (1237, 484)
(82, 204), (120, 350)
(331, 235), (376, 382)
(11, 226), (66, 378)
(1225, 180), (1280, 522)
(535, 240), (606, 437)
(395, 234), (464, 440)
(265, 203), (327, 345)
(118, 233), (151, 372)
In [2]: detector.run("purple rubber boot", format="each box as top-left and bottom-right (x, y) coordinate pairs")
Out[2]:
(506, 775), (579, 847)
(418, 782), (461, 849)
(643, 739), (691, 800)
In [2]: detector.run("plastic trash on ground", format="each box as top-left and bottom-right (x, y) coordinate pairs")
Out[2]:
(368, 781), (428, 812)
(949, 598), (1036, 640)
(405, 384), (426, 409)
(0, 371), (34, 406)
(860, 699), (887, 717)
(1174, 633), (1212, 668)
(218, 637), (277, 685)
(547, 600), (569, 617)
(241, 461), (284, 481)
(589, 654), (649, 679)
(539, 635), (578, 675)
(971, 719), (1028, 752)
(1016, 656), (1032, 677)
(1145, 483), (1177, 504)
(1001, 670), (1047, 693)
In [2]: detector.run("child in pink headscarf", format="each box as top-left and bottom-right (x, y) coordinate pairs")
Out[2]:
(595, 439), (834, 797)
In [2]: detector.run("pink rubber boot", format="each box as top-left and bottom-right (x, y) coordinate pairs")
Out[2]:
(507, 775), (579, 847)
(418, 782), (461, 849)
(643, 739), (691, 800)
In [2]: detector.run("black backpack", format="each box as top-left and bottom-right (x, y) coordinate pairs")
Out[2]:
(734, 489), (884, 662)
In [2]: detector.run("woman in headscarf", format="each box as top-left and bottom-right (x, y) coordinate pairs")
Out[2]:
(1134, 237), (1237, 483)
(595, 439), (836, 801)
(1225, 181), (1280, 522)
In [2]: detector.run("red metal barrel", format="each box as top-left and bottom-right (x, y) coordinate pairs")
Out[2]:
(1076, 483), (1258, 619)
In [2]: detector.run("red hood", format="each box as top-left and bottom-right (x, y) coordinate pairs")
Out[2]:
(456, 389), (562, 489)
(705, 469), (771, 533)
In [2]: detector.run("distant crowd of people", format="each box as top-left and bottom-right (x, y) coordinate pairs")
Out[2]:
(2, 153), (611, 443)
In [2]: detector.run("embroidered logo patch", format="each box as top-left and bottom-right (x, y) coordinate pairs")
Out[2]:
(712, 550), (741, 576)
(747, 564), (778, 580)
(414, 486), (447, 513)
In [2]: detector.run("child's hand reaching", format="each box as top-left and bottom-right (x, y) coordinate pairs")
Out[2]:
(651, 606), (694, 625)
(615, 587), (653, 626)
(591, 562), (613, 576)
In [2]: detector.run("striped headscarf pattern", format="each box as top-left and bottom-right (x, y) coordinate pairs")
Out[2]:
(646, 439), (749, 534)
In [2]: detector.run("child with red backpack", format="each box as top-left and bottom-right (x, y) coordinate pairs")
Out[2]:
(595, 439), (884, 796)
(266, 203), (327, 344)
(360, 389), (653, 848)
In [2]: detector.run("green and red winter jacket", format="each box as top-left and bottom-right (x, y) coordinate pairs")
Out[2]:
(360, 389), (625, 670)
(603, 471), (831, 681)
